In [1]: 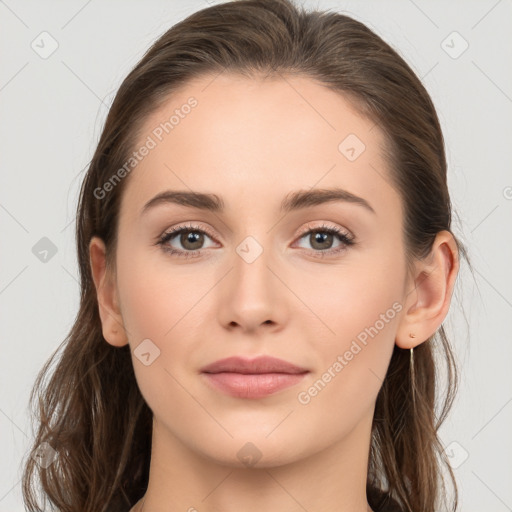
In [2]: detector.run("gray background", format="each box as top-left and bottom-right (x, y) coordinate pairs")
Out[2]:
(1, 0), (511, 510)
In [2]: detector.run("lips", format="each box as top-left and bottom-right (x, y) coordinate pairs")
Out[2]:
(200, 355), (309, 399)
(200, 355), (308, 375)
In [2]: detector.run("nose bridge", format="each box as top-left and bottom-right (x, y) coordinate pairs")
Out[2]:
(218, 232), (284, 331)
(233, 233), (274, 302)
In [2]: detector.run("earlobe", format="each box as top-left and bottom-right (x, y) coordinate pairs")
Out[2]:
(89, 236), (129, 347)
(396, 230), (459, 349)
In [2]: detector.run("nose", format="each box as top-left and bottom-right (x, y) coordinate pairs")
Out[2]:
(217, 238), (287, 334)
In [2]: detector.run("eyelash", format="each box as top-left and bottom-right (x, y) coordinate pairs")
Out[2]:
(156, 222), (355, 259)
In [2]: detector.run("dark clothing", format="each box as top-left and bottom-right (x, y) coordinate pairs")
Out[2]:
(368, 485), (404, 512)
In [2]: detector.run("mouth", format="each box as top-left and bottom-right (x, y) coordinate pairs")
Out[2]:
(200, 355), (309, 399)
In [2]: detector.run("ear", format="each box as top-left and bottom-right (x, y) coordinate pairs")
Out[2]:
(396, 230), (459, 349)
(89, 236), (129, 347)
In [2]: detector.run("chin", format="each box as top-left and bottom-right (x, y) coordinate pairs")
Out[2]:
(191, 432), (312, 469)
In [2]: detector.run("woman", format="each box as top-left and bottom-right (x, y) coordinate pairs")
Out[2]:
(22, 0), (467, 511)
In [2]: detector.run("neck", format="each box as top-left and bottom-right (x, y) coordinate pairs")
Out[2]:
(131, 413), (375, 512)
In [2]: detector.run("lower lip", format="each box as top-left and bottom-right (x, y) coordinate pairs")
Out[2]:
(201, 372), (308, 399)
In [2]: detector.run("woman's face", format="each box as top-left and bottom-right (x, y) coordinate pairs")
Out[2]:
(108, 73), (411, 466)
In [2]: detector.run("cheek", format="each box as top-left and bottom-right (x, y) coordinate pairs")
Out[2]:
(292, 254), (405, 344)
(293, 275), (401, 437)
(116, 242), (202, 340)
(115, 254), (201, 417)
(116, 246), (213, 383)
(292, 252), (405, 404)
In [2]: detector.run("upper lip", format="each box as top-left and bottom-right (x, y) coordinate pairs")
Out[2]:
(200, 355), (309, 374)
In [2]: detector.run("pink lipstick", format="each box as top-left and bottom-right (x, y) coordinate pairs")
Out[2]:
(200, 355), (309, 399)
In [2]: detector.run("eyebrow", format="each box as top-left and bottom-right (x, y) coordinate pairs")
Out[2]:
(141, 187), (376, 216)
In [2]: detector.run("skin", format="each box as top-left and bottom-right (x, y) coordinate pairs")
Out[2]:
(89, 73), (459, 512)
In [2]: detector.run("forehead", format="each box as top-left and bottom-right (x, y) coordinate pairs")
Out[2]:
(119, 72), (398, 223)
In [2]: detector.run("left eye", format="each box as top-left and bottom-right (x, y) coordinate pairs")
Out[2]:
(157, 224), (218, 257)
(295, 226), (353, 253)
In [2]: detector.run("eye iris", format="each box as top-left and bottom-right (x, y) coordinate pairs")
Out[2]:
(181, 230), (204, 250)
(310, 231), (333, 250)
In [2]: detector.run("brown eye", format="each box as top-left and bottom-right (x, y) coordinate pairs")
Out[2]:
(179, 230), (205, 251)
(157, 223), (218, 258)
(309, 230), (335, 250)
(294, 224), (355, 258)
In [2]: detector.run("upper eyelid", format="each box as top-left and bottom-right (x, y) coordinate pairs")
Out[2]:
(297, 222), (352, 238)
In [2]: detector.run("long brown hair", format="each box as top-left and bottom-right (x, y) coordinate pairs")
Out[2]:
(21, 0), (469, 510)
